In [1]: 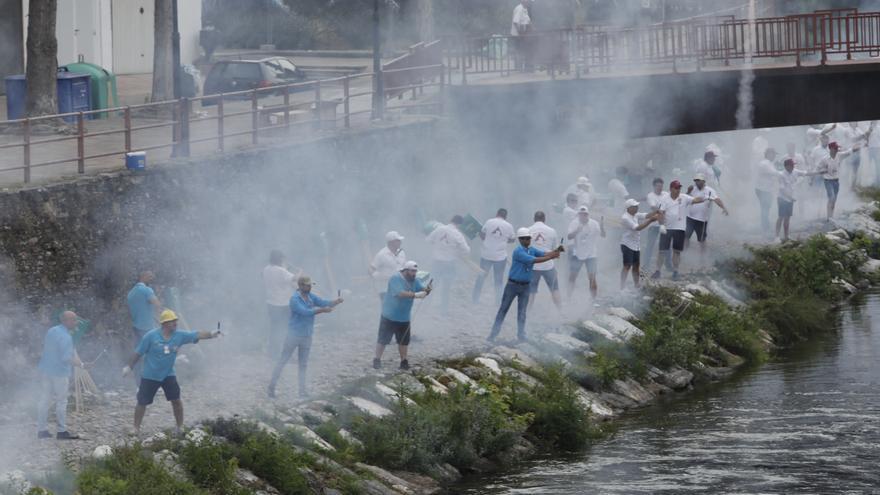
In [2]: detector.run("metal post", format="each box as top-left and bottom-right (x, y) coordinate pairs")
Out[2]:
(371, 0), (384, 120)
(283, 85), (290, 131)
(251, 89), (259, 145)
(180, 97), (190, 157)
(77, 112), (85, 174)
(172, 0), (181, 100)
(23, 118), (30, 183)
(217, 95), (225, 151)
(343, 76), (351, 128)
(124, 106), (132, 152)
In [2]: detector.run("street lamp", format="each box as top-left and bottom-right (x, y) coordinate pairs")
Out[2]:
(371, 0), (384, 120)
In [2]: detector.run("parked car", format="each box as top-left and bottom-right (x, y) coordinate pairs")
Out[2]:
(202, 57), (307, 104)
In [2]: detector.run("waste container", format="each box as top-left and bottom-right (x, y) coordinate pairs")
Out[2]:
(62, 61), (119, 118)
(4, 72), (91, 123)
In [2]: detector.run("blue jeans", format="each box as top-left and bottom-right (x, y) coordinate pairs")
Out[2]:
(489, 280), (531, 341)
(37, 374), (69, 432)
(432, 260), (457, 314)
(268, 334), (312, 395)
(472, 258), (506, 304)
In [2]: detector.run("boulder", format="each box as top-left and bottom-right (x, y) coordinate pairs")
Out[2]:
(423, 376), (448, 394)
(832, 277), (858, 294)
(339, 428), (364, 448)
(91, 445), (113, 459)
(576, 321), (621, 343)
(143, 430), (167, 448)
(153, 450), (189, 482)
(707, 279), (745, 307)
(540, 333), (595, 357)
(683, 283), (711, 296)
(444, 368), (475, 386)
(574, 389), (615, 418)
(594, 314), (644, 340)
(474, 357), (502, 375)
(375, 382), (416, 406)
(288, 424), (336, 451)
(610, 378), (654, 405)
(860, 258), (880, 275)
(501, 366), (540, 388)
(658, 367), (694, 389)
(346, 396), (393, 418)
(388, 374), (427, 395)
(606, 306), (638, 321)
(355, 463), (417, 493)
(492, 345), (541, 370)
(235, 468), (281, 494)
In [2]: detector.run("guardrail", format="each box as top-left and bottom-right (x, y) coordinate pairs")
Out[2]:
(0, 63), (444, 184)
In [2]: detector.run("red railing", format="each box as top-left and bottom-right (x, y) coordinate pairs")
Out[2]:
(0, 64), (444, 184)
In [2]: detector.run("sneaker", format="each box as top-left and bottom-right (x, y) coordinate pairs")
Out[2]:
(267, 386), (276, 399)
(672, 271), (679, 281)
(372, 358), (381, 370)
(399, 359), (410, 370)
(650, 270), (661, 280)
(56, 431), (80, 440)
(37, 430), (52, 439)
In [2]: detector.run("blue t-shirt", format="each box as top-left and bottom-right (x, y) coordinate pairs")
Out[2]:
(38, 325), (74, 377)
(135, 329), (199, 382)
(289, 291), (332, 338)
(382, 273), (426, 323)
(127, 282), (157, 331)
(509, 245), (545, 283)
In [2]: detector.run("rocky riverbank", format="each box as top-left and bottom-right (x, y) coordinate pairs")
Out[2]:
(4, 201), (880, 495)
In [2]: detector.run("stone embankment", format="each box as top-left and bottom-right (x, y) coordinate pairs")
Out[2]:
(4, 202), (880, 495)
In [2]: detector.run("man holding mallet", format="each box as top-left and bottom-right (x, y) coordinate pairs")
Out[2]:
(373, 261), (431, 370)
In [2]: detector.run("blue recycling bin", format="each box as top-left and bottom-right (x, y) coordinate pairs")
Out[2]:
(4, 72), (91, 123)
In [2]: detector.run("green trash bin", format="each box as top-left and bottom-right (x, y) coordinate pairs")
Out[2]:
(62, 61), (119, 118)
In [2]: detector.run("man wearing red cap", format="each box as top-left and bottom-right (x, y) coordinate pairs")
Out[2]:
(818, 140), (862, 220)
(651, 180), (711, 281)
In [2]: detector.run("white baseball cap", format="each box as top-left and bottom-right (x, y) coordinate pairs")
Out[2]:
(516, 227), (532, 238)
(577, 176), (591, 186)
(385, 231), (405, 242)
(578, 205), (590, 213)
(401, 261), (418, 271)
(693, 173), (706, 181)
(624, 198), (640, 208)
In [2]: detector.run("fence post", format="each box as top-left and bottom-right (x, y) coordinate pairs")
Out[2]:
(846, 16), (852, 60)
(251, 89), (259, 145)
(283, 84), (291, 131)
(217, 95), (225, 152)
(343, 76), (351, 128)
(77, 112), (85, 174)
(124, 106), (132, 153)
(314, 80), (322, 130)
(180, 97), (191, 157)
(23, 118), (30, 184)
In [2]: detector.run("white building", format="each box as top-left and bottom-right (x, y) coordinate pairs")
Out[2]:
(1, 0), (202, 85)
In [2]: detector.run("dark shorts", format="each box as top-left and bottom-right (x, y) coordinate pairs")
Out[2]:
(570, 257), (598, 277)
(659, 229), (686, 252)
(137, 376), (181, 406)
(621, 245), (640, 266)
(377, 316), (411, 346)
(824, 179), (840, 199)
(529, 268), (559, 293)
(685, 217), (708, 242)
(778, 197), (794, 218)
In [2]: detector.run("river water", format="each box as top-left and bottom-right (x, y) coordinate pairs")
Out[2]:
(462, 293), (880, 494)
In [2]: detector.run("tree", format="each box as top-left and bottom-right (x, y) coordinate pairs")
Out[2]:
(151, 0), (174, 102)
(417, 0), (434, 42)
(25, 0), (58, 117)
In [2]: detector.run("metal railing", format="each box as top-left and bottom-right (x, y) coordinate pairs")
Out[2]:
(0, 63), (444, 184)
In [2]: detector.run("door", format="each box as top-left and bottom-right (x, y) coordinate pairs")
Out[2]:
(111, 0), (154, 74)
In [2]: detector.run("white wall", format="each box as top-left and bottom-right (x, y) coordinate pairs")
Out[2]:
(111, 0), (203, 75)
(28, 0), (115, 70)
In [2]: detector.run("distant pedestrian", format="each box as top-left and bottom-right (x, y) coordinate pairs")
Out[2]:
(511, 0), (532, 70)
(643, 177), (670, 271)
(426, 215), (471, 314)
(127, 271), (161, 384)
(123, 310), (222, 436)
(37, 311), (84, 440)
(488, 228), (561, 343)
(473, 209), (515, 304)
(693, 149), (721, 189)
(619, 199), (659, 290)
(369, 231), (406, 302)
(685, 173), (729, 264)
(528, 211), (562, 310)
(755, 148), (779, 235)
(268, 276), (343, 399)
(374, 261), (431, 370)
(563, 177), (594, 209)
(263, 250), (299, 358)
(651, 180), (711, 280)
(567, 206), (605, 299)
(818, 141), (863, 220)
(607, 167), (630, 209)
(776, 158), (819, 241)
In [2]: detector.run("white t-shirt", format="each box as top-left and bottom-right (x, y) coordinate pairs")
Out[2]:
(645, 191), (669, 230)
(511, 4), (531, 35)
(529, 221), (558, 271)
(568, 218), (601, 260)
(371, 246), (406, 288)
(480, 217), (514, 262)
(563, 184), (593, 209)
(687, 185), (717, 222)
(659, 193), (695, 231)
(262, 264), (295, 307)
(839, 124), (864, 149)
(693, 160), (719, 188)
(818, 150), (854, 180)
(809, 144), (829, 172)
(561, 206), (578, 246)
(778, 169), (807, 201)
(755, 159), (779, 193)
(620, 212), (648, 251)
(607, 178), (629, 206)
(427, 223), (471, 262)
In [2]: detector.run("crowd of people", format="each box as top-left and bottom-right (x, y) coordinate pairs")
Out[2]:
(34, 122), (880, 440)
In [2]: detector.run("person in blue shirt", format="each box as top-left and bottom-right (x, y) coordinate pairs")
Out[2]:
(488, 228), (562, 343)
(268, 275), (343, 399)
(37, 311), (84, 440)
(122, 309), (221, 436)
(126, 271), (161, 382)
(373, 260), (431, 370)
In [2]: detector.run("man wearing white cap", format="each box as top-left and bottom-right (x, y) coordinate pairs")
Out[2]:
(818, 140), (863, 220)
(426, 215), (471, 314)
(620, 199), (659, 290)
(488, 229), (561, 343)
(472, 209), (515, 304)
(369, 231), (406, 302)
(693, 148), (721, 189)
(528, 211), (562, 310)
(563, 176), (594, 210)
(567, 206), (605, 300)
(685, 173), (729, 264)
(374, 261), (431, 370)
(755, 148), (780, 235)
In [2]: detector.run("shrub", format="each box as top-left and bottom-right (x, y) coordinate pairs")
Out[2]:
(178, 441), (250, 495)
(77, 444), (204, 495)
(588, 343), (630, 386)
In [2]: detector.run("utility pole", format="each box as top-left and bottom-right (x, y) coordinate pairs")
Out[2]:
(172, 0), (181, 99)
(371, 0), (384, 120)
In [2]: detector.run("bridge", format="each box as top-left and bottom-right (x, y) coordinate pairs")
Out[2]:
(2, 7), (880, 186)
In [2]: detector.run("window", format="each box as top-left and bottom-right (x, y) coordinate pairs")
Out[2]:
(223, 63), (262, 79)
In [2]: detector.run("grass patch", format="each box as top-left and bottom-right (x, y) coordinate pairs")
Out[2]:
(77, 444), (204, 495)
(177, 440), (251, 495)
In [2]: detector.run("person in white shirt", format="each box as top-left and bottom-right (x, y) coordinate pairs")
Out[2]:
(754, 147), (779, 235)
(865, 121), (880, 186)
(693, 150), (721, 189)
(643, 177), (670, 271)
(563, 177), (594, 210)
(511, 0), (532, 70)
(619, 199), (659, 290)
(567, 206), (605, 300)
(840, 122), (868, 189)
(426, 215), (471, 314)
(685, 173), (729, 267)
(607, 167), (630, 209)
(472, 209), (515, 304)
(806, 123), (835, 149)
(776, 158), (820, 241)
(528, 211), (562, 310)
(561, 193), (579, 275)
(818, 141), (863, 220)
(369, 231), (407, 302)
(262, 250), (299, 358)
(650, 180), (711, 281)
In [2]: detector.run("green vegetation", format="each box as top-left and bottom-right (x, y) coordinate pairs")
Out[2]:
(178, 441), (250, 495)
(77, 444), (204, 495)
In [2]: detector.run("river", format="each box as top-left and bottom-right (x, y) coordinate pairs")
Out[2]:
(460, 292), (880, 494)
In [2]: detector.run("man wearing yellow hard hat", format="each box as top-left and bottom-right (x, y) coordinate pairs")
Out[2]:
(122, 309), (221, 436)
